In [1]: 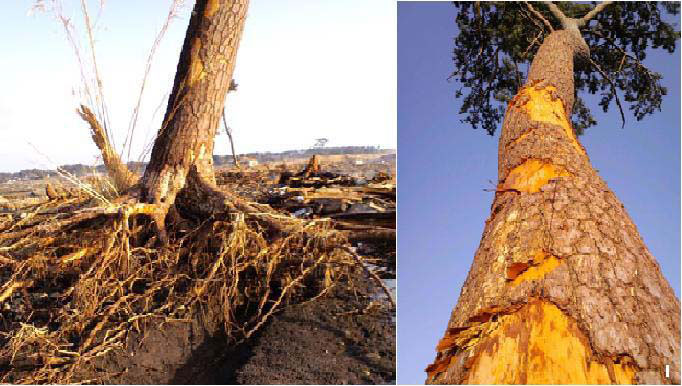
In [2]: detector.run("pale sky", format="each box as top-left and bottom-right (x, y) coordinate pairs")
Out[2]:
(0, 1), (397, 172)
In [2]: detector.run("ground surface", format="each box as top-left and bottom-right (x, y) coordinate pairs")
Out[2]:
(171, 273), (395, 385)
(64, 268), (395, 385)
(0, 153), (396, 384)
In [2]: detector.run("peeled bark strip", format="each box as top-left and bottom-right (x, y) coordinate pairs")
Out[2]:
(140, 0), (249, 224)
(427, 30), (680, 384)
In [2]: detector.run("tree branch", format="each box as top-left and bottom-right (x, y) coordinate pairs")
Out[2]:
(543, 1), (570, 29)
(588, 57), (625, 128)
(525, 2), (553, 32)
(520, 5), (544, 32)
(522, 29), (544, 60)
(222, 109), (240, 168)
(584, 29), (657, 80)
(578, 1), (613, 27)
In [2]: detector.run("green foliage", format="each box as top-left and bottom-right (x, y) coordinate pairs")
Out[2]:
(451, 1), (680, 135)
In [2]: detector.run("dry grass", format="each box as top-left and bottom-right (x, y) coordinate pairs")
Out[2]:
(31, 0), (187, 171)
(123, 0), (186, 162)
(0, 195), (365, 384)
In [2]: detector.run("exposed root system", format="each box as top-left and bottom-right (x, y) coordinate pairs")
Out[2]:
(0, 194), (377, 383)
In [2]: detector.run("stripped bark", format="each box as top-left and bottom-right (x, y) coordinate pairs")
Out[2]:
(427, 28), (680, 385)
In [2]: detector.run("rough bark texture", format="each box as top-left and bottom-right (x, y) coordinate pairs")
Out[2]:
(426, 30), (680, 384)
(140, 0), (248, 220)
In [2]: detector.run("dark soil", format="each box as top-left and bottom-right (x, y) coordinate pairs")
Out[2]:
(177, 277), (395, 385)
(75, 269), (394, 385)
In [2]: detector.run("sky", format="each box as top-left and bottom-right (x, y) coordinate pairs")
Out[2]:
(0, 0), (396, 172)
(397, 2), (681, 385)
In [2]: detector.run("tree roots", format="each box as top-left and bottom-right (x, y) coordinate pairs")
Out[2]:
(0, 193), (384, 384)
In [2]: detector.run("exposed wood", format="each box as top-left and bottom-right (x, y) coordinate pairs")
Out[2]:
(45, 183), (59, 200)
(332, 212), (395, 229)
(302, 155), (320, 178)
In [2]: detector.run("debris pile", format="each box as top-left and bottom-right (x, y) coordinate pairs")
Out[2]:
(215, 154), (396, 302)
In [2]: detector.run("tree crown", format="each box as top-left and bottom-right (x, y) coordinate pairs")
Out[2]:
(451, 1), (680, 135)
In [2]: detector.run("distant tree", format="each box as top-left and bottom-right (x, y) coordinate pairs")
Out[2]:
(223, 120), (240, 168)
(427, 2), (680, 384)
(219, 80), (240, 168)
(313, 138), (329, 149)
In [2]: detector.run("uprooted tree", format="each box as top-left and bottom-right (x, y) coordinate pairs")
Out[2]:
(426, 2), (680, 384)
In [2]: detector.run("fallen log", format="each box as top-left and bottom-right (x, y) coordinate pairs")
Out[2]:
(332, 211), (396, 229)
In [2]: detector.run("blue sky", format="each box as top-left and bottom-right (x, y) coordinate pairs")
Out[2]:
(397, 2), (681, 384)
(0, 0), (396, 172)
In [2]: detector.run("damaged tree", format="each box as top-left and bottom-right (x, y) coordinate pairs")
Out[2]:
(137, 0), (250, 235)
(79, 0), (279, 239)
(427, 2), (680, 384)
(0, 2), (396, 383)
(222, 79), (240, 168)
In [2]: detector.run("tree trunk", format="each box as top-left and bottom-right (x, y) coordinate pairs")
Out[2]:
(426, 30), (680, 385)
(140, 0), (249, 229)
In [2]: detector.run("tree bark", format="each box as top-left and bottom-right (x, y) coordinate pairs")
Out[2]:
(426, 30), (680, 384)
(140, 0), (249, 230)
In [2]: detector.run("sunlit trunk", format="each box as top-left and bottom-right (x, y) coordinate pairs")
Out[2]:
(426, 30), (680, 385)
(141, 0), (248, 225)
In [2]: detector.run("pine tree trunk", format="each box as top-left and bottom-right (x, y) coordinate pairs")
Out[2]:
(140, 0), (248, 227)
(426, 30), (680, 385)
